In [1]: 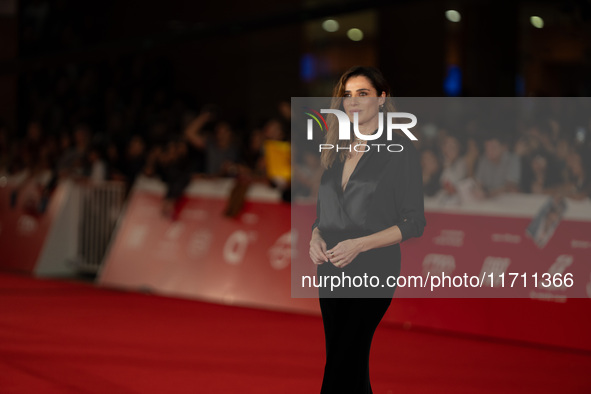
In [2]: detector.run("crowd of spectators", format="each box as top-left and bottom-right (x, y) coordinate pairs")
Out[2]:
(7, 0), (298, 217)
(414, 113), (591, 204)
(1, 51), (590, 219)
(0, 52), (300, 218)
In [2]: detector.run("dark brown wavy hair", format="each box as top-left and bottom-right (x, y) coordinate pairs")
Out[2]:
(321, 66), (395, 168)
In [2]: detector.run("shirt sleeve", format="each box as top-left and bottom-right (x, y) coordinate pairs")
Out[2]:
(312, 200), (320, 232)
(394, 141), (427, 242)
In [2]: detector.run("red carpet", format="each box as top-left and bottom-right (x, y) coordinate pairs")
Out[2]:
(1, 272), (590, 393)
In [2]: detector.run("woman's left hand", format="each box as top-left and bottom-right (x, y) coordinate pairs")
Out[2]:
(327, 239), (364, 269)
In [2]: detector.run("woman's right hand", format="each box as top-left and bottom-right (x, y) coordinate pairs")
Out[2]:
(309, 228), (329, 265)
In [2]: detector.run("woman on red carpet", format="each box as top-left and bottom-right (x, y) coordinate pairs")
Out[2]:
(309, 66), (426, 393)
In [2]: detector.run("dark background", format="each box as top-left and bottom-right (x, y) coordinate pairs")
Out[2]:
(1, 0), (591, 135)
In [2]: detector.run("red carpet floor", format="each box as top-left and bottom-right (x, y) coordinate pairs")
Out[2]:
(1, 272), (590, 393)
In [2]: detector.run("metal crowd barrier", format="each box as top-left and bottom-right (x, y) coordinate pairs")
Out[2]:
(75, 181), (125, 273)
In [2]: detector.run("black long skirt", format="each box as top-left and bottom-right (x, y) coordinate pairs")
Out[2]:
(319, 297), (392, 393)
(316, 239), (400, 393)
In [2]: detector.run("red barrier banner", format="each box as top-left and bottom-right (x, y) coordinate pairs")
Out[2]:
(99, 179), (591, 350)
(292, 197), (591, 350)
(99, 179), (318, 313)
(292, 194), (591, 299)
(398, 212), (590, 299)
(387, 210), (591, 351)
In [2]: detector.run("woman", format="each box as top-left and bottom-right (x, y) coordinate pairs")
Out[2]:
(309, 66), (426, 393)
